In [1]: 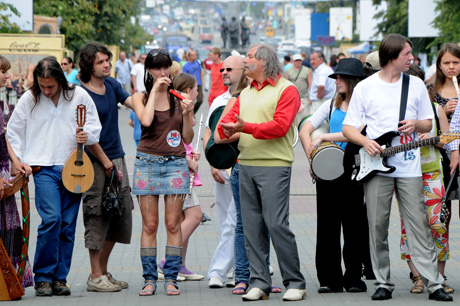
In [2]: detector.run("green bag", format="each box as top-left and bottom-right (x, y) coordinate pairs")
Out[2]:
(205, 106), (239, 169)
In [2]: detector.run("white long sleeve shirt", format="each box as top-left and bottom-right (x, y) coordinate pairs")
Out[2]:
(7, 86), (101, 166)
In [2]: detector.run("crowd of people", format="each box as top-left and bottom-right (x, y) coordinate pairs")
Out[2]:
(1, 32), (460, 303)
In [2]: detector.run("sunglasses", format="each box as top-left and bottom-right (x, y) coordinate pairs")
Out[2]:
(220, 67), (244, 73)
(149, 49), (169, 57)
(61, 63), (68, 66)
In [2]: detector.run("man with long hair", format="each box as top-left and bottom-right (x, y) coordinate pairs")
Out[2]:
(218, 45), (306, 302)
(7, 56), (101, 296)
(78, 43), (134, 292)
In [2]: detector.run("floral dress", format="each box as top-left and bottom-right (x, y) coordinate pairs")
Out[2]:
(400, 106), (449, 261)
(0, 109), (33, 288)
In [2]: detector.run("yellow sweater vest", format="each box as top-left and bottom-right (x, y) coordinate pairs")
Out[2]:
(238, 78), (296, 167)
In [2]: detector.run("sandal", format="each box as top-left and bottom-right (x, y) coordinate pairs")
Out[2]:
(270, 285), (282, 293)
(443, 275), (454, 294)
(139, 280), (156, 296)
(410, 275), (424, 294)
(232, 282), (248, 295)
(164, 280), (180, 296)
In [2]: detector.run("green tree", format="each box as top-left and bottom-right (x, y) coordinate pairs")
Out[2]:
(34, 0), (148, 55)
(372, 0), (434, 53)
(92, 0), (146, 52)
(431, 0), (460, 46)
(34, 0), (97, 55)
(0, 2), (22, 33)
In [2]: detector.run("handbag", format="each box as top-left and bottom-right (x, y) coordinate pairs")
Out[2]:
(205, 105), (239, 169)
(101, 164), (122, 217)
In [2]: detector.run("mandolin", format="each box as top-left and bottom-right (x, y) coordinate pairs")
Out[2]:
(62, 104), (94, 193)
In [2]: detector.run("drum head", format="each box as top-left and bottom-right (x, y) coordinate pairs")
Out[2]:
(311, 147), (344, 181)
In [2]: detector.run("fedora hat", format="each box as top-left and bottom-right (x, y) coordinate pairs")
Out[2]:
(329, 58), (366, 79)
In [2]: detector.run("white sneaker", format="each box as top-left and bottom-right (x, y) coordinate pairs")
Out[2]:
(208, 276), (224, 288)
(87, 275), (121, 292)
(282, 289), (307, 301)
(158, 270), (186, 282)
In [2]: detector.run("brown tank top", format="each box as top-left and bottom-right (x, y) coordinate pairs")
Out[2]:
(137, 102), (186, 157)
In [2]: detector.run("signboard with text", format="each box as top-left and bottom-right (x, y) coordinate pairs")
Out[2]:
(317, 36), (336, 46)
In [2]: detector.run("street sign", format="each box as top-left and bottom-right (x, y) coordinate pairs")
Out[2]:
(317, 36), (336, 46)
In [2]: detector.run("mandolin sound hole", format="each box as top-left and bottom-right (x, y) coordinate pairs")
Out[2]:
(74, 160), (83, 167)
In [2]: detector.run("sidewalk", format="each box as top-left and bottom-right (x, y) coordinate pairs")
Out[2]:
(9, 107), (460, 306)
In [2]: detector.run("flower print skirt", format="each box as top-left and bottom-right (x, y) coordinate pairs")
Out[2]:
(132, 152), (190, 195)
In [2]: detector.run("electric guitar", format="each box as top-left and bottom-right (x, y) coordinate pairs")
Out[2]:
(62, 104), (94, 193)
(343, 131), (460, 183)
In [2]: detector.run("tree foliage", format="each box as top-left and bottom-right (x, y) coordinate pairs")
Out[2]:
(34, 0), (148, 55)
(431, 0), (460, 46)
(0, 2), (22, 33)
(372, 0), (434, 53)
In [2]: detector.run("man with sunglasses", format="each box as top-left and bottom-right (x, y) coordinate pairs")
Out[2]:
(78, 43), (134, 293)
(203, 55), (245, 289)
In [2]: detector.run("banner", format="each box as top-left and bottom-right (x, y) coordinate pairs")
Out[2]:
(408, 0), (439, 37)
(359, 0), (386, 41)
(329, 7), (353, 41)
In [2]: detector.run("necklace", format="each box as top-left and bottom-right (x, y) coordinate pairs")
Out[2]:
(87, 81), (105, 93)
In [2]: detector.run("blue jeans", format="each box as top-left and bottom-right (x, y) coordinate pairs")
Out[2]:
(231, 164), (250, 284)
(33, 166), (81, 283)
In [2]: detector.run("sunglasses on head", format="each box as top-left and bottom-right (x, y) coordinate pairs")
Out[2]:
(220, 67), (244, 73)
(149, 49), (169, 57)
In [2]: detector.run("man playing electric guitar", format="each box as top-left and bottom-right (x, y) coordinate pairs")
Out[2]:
(342, 34), (453, 302)
(7, 57), (101, 296)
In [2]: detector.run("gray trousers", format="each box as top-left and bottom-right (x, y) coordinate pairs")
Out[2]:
(364, 176), (444, 293)
(239, 165), (306, 294)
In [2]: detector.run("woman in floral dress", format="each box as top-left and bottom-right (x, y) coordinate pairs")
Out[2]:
(0, 55), (33, 288)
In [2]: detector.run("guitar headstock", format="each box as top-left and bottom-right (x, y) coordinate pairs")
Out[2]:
(76, 104), (86, 128)
(441, 132), (460, 144)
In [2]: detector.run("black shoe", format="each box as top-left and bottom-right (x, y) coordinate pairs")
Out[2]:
(371, 288), (392, 300)
(318, 286), (343, 293)
(428, 288), (453, 302)
(346, 281), (367, 293)
(318, 287), (331, 293)
(53, 281), (71, 296)
(35, 281), (53, 296)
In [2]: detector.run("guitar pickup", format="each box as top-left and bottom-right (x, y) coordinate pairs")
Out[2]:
(354, 154), (361, 166)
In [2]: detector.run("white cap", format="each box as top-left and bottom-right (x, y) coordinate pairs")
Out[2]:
(292, 54), (303, 61)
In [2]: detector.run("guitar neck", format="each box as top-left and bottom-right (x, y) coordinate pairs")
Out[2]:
(381, 136), (440, 157)
(76, 127), (84, 166)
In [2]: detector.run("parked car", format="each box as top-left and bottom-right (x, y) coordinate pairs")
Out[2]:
(278, 40), (296, 51)
(265, 37), (282, 50)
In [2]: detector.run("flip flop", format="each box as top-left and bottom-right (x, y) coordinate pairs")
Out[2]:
(271, 285), (282, 293)
(232, 282), (248, 295)
(139, 281), (156, 296)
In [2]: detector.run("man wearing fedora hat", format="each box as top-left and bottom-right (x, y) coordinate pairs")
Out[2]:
(343, 34), (452, 302)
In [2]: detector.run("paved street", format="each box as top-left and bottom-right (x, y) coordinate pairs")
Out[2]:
(6, 101), (460, 306)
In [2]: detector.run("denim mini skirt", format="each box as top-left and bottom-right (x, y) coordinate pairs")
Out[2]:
(133, 152), (190, 195)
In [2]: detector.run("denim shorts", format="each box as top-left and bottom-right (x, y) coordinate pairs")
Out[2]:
(132, 152), (190, 195)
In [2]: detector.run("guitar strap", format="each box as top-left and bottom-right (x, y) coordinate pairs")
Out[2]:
(398, 73), (410, 123)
